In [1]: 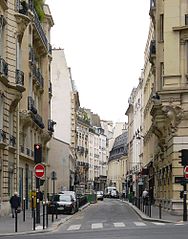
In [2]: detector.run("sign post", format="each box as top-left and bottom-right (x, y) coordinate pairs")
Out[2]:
(34, 163), (45, 224)
(183, 166), (188, 221)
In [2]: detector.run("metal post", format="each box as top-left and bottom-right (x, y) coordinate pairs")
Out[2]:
(36, 179), (40, 224)
(43, 201), (45, 229)
(15, 209), (18, 232)
(159, 202), (162, 219)
(23, 198), (26, 222)
(46, 200), (48, 228)
(183, 184), (187, 221)
(32, 196), (35, 231)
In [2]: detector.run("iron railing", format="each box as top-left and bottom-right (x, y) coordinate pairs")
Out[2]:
(0, 57), (8, 77)
(16, 69), (24, 86)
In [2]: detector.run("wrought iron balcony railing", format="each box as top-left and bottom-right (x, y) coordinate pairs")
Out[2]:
(31, 113), (45, 129)
(28, 0), (48, 50)
(9, 135), (16, 147)
(29, 47), (36, 65)
(0, 129), (6, 143)
(16, 69), (24, 86)
(48, 119), (56, 132)
(0, 57), (8, 78)
(32, 65), (44, 89)
(49, 82), (52, 95)
(28, 96), (37, 114)
(16, 0), (28, 15)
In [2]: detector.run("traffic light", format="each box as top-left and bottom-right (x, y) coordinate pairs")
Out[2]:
(180, 191), (184, 199)
(34, 144), (42, 164)
(179, 149), (188, 166)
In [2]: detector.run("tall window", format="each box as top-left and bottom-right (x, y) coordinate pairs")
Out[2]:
(185, 14), (188, 25)
(160, 62), (164, 86)
(160, 14), (164, 41)
(0, 96), (3, 129)
(0, 15), (6, 57)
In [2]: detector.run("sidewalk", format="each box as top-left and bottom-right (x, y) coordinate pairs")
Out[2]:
(123, 200), (184, 223)
(0, 203), (90, 237)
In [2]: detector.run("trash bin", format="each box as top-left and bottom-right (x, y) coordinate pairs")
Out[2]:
(86, 193), (97, 203)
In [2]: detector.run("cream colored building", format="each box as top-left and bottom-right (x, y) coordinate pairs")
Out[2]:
(48, 49), (79, 192)
(0, 0), (54, 215)
(126, 0), (188, 213)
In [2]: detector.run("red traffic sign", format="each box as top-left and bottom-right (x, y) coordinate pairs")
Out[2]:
(184, 166), (188, 179)
(34, 163), (45, 178)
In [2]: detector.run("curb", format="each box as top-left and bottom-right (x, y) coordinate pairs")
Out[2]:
(123, 200), (176, 224)
(0, 203), (90, 237)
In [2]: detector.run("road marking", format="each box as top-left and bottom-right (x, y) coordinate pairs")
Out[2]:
(67, 224), (81, 230)
(134, 222), (147, 226)
(91, 223), (103, 229)
(152, 222), (165, 226)
(113, 222), (125, 227)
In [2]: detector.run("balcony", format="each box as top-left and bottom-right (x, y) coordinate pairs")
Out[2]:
(16, 0), (28, 15)
(0, 129), (6, 148)
(9, 135), (16, 148)
(149, 0), (156, 24)
(28, 0), (48, 51)
(32, 65), (44, 90)
(149, 40), (156, 65)
(29, 47), (36, 65)
(48, 119), (56, 133)
(49, 81), (52, 95)
(28, 96), (37, 114)
(16, 69), (25, 91)
(0, 57), (8, 83)
(31, 113), (45, 129)
(14, 0), (30, 42)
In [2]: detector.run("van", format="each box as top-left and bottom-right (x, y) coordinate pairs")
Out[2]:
(104, 187), (118, 198)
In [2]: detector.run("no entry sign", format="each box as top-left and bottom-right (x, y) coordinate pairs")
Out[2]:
(34, 163), (45, 178)
(184, 166), (188, 180)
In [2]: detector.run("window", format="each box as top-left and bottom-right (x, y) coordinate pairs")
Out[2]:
(185, 14), (188, 25)
(0, 15), (6, 58)
(160, 14), (164, 41)
(0, 95), (4, 129)
(160, 62), (164, 86)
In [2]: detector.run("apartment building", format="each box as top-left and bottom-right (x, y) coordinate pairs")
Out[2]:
(48, 49), (79, 192)
(147, 0), (188, 213)
(0, 0), (54, 215)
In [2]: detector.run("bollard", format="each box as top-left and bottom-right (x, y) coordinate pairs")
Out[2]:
(56, 204), (58, 219)
(149, 200), (152, 217)
(32, 196), (36, 231)
(46, 200), (48, 228)
(43, 201), (45, 229)
(15, 209), (18, 232)
(52, 204), (54, 222)
(159, 202), (162, 219)
(23, 198), (26, 222)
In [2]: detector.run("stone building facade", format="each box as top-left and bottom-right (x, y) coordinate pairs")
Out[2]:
(0, 0), (54, 215)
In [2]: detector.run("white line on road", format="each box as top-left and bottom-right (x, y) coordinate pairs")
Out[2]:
(67, 224), (81, 230)
(113, 222), (125, 227)
(134, 222), (147, 226)
(91, 223), (103, 229)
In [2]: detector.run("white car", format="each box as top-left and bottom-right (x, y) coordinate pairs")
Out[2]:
(96, 191), (104, 200)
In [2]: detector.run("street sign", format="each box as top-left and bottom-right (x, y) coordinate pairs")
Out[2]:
(184, 166), (188, 180)
(34, 163), (45, 178)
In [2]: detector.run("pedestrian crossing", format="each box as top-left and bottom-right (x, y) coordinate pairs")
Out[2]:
(65, 221), (169, 231)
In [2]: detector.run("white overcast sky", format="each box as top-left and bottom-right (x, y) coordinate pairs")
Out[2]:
(45, 0), (150, 123)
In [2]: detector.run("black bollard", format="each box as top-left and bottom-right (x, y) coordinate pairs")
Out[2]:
(15, 209), (18, 232)
(46, 201), (48, 228)
(52, 205), (54, 222)
(23, 198), (26, 222)
(56, 204), (58, 219)
(32, 196), (36, 231)
(43, 201), (45, 229)
(159, 202), (162, 219)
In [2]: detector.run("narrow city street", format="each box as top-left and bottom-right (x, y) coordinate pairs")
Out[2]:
(2, 199), (188, 239)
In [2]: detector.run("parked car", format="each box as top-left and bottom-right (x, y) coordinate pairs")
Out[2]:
(96, 191), (104, 201)
(59, 191), (79, 211)
(47, 194), (77, 214)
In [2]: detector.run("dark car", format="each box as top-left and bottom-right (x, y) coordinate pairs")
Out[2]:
(48, 194), (76, 214)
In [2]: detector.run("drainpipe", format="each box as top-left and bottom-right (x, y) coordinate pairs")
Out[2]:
(16, 103), (20, 193)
